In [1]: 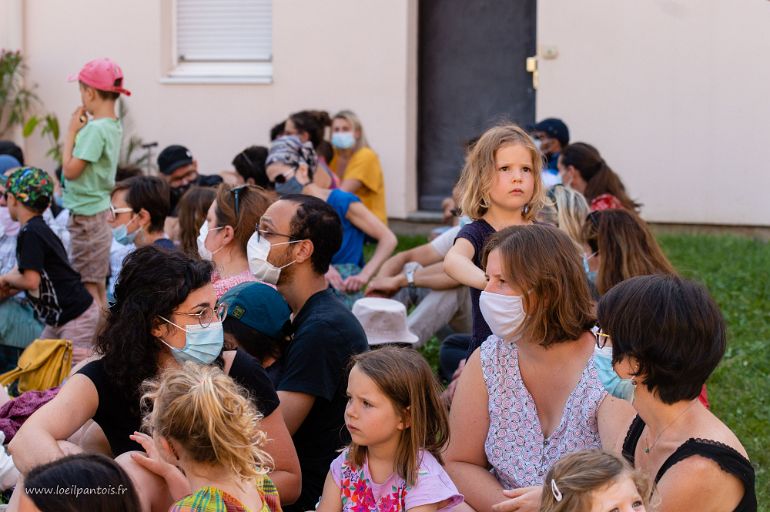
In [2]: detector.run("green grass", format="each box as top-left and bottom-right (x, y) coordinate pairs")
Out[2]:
(386, 231), (769, 501)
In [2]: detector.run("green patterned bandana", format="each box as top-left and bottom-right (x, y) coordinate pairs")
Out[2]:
(6, 167), (53, 211)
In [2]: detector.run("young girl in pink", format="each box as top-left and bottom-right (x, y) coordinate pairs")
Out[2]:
(316, 347), (462, 512)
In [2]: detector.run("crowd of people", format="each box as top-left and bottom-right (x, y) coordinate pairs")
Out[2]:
(0, 57), (757, 511)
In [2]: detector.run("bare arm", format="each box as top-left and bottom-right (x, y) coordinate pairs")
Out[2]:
(344, 202), (397, 287)
(598, 395), (637, 453)
(259, 405), (302, 505)
(9, 374), (98, 474)
(315, 471), (343, 512)
(277, 390), (315, 436)
(443, 238), (487, 290)
(339, 178), (362, 194)
(376, 243), (444, 278)
(412, 262), (461, 290)
(0, 268), (40, 291)
(655, 457), (746, 512)
(444, 349), (507, 510)
(62, 107), (88, 181)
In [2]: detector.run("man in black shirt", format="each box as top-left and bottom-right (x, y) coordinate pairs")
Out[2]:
(253, 194), (368, 511)
(0, 167), (98, 363)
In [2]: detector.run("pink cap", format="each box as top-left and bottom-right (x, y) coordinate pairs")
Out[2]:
(67, 58), (131, 96)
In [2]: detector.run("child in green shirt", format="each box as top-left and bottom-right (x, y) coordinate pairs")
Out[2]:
(62, 58), (131, 307)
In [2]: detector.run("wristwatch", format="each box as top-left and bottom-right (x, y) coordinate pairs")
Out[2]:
(405, 266), (416, 289)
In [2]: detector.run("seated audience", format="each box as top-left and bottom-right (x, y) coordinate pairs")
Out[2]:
(315, 347), (463, 511)
(0, 167), (98, 365)
(18, 453), (141, 512)
(366, 223), (472, 348)
(598, 275), (756, 510)
(220, 281), (291, 381)
(248, 195), (368, 511)
(539, 450), (651, 512)
(559, 142), (640, 212)
(108, 175), (174, 249)
(134, 363), (281, 512)
(444, 224), (632, 512)
(351, 297), (419, 347)
(199, 183), (272, 298)
(329, 110), (388, 224)
(8, 246), (301, 509)
(265, 136), (396, 308)
(176, 186), (216, 260)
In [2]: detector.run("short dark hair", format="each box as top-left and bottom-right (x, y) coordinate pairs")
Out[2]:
(113, 175), (170, 232)
(24, 454), (141, 511)
(270, 120), (286, 141)
(597, 274), (726, 404)
(282, 194), (342, 275)
(232, 146), (269, 187)
(0, 140), (24, 165)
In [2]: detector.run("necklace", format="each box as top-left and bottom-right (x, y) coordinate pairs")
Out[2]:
(644, 400), (697, 454)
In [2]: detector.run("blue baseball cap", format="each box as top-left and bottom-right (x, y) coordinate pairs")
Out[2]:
(220, 282), (291, 340)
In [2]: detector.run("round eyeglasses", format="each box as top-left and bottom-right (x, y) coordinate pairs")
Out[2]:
(176, 302), (228, 328)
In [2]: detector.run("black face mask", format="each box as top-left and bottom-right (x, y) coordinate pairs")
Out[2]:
(169, 182), (192, 213)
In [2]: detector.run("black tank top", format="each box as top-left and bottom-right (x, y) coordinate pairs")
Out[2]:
(622, 415), (757, 512)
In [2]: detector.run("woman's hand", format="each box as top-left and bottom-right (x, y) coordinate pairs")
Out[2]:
(325, 266), (344, 291)
(491, 487), (542, 512)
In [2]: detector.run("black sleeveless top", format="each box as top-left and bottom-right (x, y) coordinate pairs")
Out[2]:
(622, 415), (757, 512)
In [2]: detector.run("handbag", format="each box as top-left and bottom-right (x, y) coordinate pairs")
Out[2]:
(0, 339), (72, 393)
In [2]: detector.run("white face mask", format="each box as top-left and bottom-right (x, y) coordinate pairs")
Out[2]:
(479, 290), (526, 341)
(197, 222), (224, 261)
(246, 232), (300, 285)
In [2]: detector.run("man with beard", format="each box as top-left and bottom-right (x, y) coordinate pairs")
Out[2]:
(248, 194), (368, 511)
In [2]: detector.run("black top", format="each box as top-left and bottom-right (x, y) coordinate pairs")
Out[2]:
(77, 349), (280, 457)
(622, 415), (757, 512)
(16, 215), (92, 326)
(277, 287), (368, 512)
(455, 219), (496, 355)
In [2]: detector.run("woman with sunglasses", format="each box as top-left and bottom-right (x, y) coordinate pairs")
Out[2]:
(9, 246), (302, 509)
(196, 182), (273, 298)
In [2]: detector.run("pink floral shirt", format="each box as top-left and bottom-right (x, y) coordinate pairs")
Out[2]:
(330, 449), (463, 511)
(480, 335), (607, 489)
(211, 270), (260, 299)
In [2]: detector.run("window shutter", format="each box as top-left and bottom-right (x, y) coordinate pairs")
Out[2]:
(177, 0), (272, 62)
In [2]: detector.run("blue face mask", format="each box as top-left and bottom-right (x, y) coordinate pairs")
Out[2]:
(112, 216), (141, 246)
(331, 131), (356, 149)
(275, 176), (304, 196)
(158, 317), (224, 365)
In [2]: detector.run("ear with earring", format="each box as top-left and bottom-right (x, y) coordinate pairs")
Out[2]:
(522, 204), (531, 215)
(479, 196), (490, 209)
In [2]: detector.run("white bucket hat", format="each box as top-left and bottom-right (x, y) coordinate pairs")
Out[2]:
(352, 298), (419, 346)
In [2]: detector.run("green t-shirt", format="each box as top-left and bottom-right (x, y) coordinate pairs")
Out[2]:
(63, 117), (122, 215)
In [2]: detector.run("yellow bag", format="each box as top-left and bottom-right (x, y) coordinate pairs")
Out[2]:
(0, 339), (72, 393)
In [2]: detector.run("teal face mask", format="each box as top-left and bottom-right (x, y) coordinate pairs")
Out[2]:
(112, 216), (141, 246)
(158, 318), (224, 365)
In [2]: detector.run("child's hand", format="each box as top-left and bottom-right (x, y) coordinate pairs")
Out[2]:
(130, 432), (191, 500)
(68, 106), (88, 134)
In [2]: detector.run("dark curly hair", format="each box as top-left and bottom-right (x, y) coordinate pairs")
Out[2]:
(97, 246), (213, 412)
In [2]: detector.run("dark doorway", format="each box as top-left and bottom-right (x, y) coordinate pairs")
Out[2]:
(417, 0), (537, 211)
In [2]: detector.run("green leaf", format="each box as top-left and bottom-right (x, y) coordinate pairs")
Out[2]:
(22, 116), (39, 137)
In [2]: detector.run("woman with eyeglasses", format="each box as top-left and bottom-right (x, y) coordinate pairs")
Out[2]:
(444, 225), (633, 512)
(9, 246), (302, 509)
(196, 183), (273, 298)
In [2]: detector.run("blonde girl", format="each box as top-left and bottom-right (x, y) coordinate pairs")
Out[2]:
(316, 347), (463, 512)
(444, 124), (546, 355)
(540, 450), (651, 512)
(132, 362), (281, 512)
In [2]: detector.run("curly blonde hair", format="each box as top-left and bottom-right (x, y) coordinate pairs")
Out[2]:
(141, 362), (273, 482)
(456, 124), (545, 221)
